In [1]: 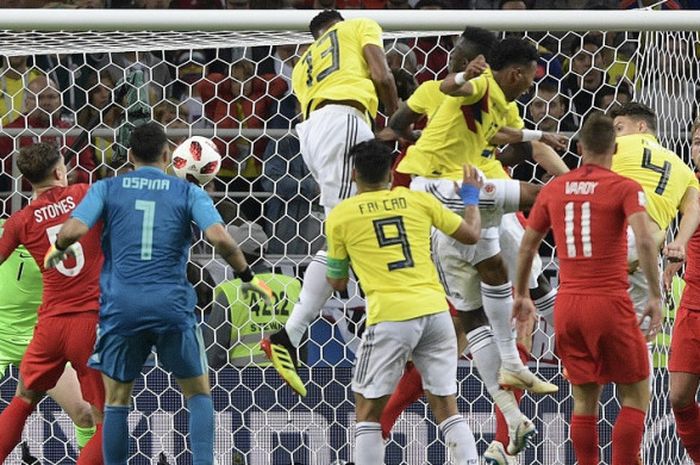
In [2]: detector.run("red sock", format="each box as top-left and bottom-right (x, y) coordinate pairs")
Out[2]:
(77, 423), (103, 465)
(673, 403), (700, 464)
(0, 396), (35, 461)
(494, 343), (530, 446)
(612, 407), (646, 465)
(380, 363), (423, 439)
(570, 414), (598, 465)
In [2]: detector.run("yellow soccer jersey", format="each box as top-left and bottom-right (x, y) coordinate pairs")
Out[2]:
(326, 187), (462, 326)
(612, 133), (699, 230)
(396, 71), (512, 181)
(406, 80), (443, 120)
(292, 18), (383, 119)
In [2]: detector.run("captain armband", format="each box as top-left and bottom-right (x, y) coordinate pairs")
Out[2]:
(326, 257), (350, 279)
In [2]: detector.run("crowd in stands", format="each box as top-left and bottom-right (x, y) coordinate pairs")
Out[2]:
(0, 0), (699, 264)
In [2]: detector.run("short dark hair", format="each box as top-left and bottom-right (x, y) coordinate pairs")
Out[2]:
(579, 112), (616, 155)
(309, 10), (343, 39)
(490, 38), (538, 71)
(608, 102), (657, 133)
(129, 122), (169, 163)
(569, 34), (603, 56)
(17, 142), (62, 184)
(351, 140), (393, 185)
(460, 26), (497, 59)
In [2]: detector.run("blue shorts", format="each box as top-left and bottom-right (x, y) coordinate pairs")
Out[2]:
(88, 325), (208, 383)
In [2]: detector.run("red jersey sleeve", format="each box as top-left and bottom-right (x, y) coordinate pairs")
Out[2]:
(620, 179), (648, 219)
(526, 185), (552, 233)
(0, 213), (22, 259)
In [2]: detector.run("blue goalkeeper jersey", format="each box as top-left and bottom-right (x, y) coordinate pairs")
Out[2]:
(72, 166), (222, 335)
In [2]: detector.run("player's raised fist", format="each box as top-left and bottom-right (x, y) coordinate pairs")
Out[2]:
(663, 240), (686, 263)
(464, 54), (487, 80)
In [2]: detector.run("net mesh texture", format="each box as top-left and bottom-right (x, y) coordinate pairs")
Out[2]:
(0, 23), (698, 465)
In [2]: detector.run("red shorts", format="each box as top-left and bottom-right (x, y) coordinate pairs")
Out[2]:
(669, 305), (700, 375)
(554, 293), (649, 385)
(21, 313), (104, 411)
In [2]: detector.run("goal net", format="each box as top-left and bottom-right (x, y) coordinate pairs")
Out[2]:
(0, 8), (698, 465)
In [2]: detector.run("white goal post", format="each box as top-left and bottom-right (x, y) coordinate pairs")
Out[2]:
(0, 8), (697, 465)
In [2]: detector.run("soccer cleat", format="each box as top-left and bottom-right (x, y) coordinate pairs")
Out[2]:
(261, 329), (307, 397)
(498, 367), (558, 395)
(506, 417), (537, 455)
(484, 440), (518, 465)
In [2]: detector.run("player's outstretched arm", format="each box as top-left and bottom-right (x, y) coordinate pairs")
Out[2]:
(205, 223), (273, 305)
(496, 141), (569, 177)
(45, 218), (88, 269)
(376, 102), (422, 142)
(439, 55), (486, 96)
(665, 187), (700, 262)
(490, 127), (568, 152)
(514, 226), (545, 333)
(450, 165), (482, 244)
(628, 210), (663, 339)
(363, 44), (399, 117)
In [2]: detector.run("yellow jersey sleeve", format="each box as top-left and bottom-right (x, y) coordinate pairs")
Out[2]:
(612, 134), (700, 230)
(325, 208), (350, 279)
(406, 80), (444, 119)
(292, 18), (381, 119)
(505, 102), (524, 129)
(397, 72), (512, 181)
(327, 189), (449, 326)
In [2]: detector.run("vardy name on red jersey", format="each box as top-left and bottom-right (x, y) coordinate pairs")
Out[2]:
(0, 184), (103, 318)
(528, 164), (647, 295)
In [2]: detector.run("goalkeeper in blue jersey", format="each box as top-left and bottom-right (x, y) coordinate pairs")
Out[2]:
(0, 219), (97, 454)
(45, 122), (272, 465)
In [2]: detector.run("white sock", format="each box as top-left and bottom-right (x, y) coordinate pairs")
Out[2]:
(439, 415), (479, 465)
(354, 422), (384, 465)
(481, 281), (522, 371)
(285, 250), (334, 347)
(467, 326), (522, 429)
(533, 287), (557, 317)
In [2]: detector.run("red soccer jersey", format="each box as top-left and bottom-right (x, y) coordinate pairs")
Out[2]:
(681, 206), (700, 310)
(0, 184), (103, 318)
(528, 164), (647, 295)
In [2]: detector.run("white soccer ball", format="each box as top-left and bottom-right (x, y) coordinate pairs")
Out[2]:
(172, 136), (222, 185)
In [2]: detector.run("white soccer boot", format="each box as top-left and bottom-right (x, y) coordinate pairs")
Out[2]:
(506, 416), (537, 455)
(483, 440), (519, 465)
(498, 366), (558, 395)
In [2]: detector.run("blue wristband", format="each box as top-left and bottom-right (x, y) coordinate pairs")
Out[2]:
(459, 184), (480, 206)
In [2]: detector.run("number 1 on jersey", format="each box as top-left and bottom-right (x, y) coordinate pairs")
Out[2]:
(564, 201), (592, 258)
(135, 200), (155, 261)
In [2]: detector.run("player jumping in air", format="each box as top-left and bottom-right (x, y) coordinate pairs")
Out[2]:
(514, 113), (662, 465)
(264, 9), (399, 396)
(0, 219), (97, 454)
(325, 139), (482, 465)
(46, 122), (272, 465)
(664, 117), (700, 465)
(0, 142), (104, 464)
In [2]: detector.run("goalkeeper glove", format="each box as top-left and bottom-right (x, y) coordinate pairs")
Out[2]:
(44, 242), (78, 269)
(240, 274), (274, 306)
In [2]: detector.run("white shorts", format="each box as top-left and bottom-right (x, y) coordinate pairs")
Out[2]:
(499, 212), (542, 289)
(352, 311), (457, 398)
(295, 105), (374, 214)
(409, 175), (521, 229)
(626, 226), (662, 316)
(433, 228), (500, 311)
